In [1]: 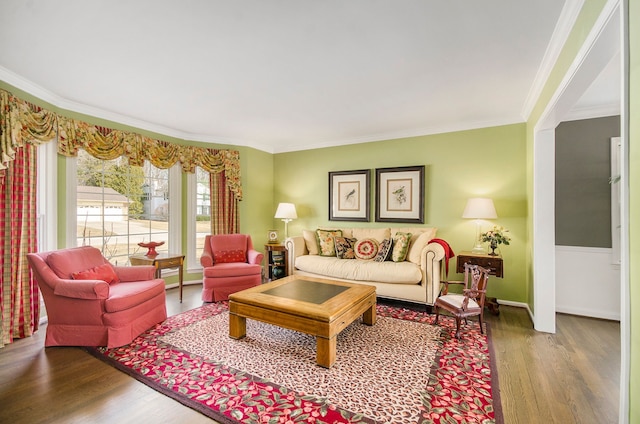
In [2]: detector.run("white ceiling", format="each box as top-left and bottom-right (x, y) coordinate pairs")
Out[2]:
(0, 0), (619, 153)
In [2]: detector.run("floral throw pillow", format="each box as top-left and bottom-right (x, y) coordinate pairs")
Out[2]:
(334, 236), (357, 259)
(373, 238), (393, 262)
(316, 229), (342, 257)
(355, 238), (379, 260)
(392, 232), (412, 262)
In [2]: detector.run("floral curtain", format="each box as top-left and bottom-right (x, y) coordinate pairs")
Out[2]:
(210, 171), (239, 234)
(0, 88), (242, 199)
(0, 144), (39, 348)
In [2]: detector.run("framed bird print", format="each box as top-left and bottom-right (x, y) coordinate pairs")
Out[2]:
(375, 165), (425, 223)
(328, 169), (370, 222)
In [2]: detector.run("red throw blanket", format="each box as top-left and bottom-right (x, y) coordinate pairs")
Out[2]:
(430, 238), (456, 277)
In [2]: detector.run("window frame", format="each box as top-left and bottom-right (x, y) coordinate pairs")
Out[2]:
(66, 154), (181, 264)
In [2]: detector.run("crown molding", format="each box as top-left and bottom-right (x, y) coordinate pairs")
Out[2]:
(521, 0), (585, 120)
(562, 103), (620, 122)
(273, 117), (525, 153)
(0, 66), (272, 152)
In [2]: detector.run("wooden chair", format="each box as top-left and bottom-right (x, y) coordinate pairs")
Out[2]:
(433, 263), (490, 339)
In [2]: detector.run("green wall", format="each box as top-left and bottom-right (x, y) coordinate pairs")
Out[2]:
(274, 124), (527, 302)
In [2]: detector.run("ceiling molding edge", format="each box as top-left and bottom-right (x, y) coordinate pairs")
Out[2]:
(520, 0), (585, 120)
(0, 66), (277, 153)
(272, 117), (525, 154)
(562, 103), (620, 122)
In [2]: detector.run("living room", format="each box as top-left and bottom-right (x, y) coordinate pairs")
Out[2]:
(0, 1), (638, 423)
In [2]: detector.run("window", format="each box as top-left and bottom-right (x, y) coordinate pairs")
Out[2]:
(73, 150), (172, 265)
(187, 167), (212, 269)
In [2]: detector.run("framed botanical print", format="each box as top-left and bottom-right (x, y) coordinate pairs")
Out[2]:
(375, 165), (425, 223)
(329, 169), (370, 222)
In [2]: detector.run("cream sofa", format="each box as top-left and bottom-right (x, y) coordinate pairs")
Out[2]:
(284, 227), (445, 306)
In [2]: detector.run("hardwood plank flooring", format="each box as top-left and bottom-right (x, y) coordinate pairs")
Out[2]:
(0, 284), (620, 423)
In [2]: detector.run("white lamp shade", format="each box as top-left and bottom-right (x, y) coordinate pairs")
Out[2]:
(274, 203), (298, 220)
(462, 198), (497, 219)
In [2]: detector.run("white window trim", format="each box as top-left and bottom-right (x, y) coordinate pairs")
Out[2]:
(186, 172), (203, 273)
(37, 141), (57, 251)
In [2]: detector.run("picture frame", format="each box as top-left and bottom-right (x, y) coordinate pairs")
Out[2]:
(328, 169), (370, 222)
(375, 165), (425, 223)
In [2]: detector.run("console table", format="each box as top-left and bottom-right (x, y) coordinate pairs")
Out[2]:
(456, 251), (503, 314)
(130, 253), (185, 302)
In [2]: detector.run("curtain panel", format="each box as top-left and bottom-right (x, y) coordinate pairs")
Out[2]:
(0, 89), (242, 199)
(0, 144), (39, 348)
(210, 171), (239, 235)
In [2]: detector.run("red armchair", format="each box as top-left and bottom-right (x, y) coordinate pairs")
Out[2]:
(200, 234), (264, 302)
(27, 246), (167, 348)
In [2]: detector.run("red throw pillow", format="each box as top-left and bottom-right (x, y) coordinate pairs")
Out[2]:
(213, 249), (246, 264)
(71, 263), (120, 284)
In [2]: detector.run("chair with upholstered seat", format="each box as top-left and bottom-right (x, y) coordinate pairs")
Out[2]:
(200, 234), (264, 302)
(433, 263), (490, 338)
(27, 246), (167, 348)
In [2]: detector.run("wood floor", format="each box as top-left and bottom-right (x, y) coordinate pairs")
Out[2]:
(0, 284), (620, 424)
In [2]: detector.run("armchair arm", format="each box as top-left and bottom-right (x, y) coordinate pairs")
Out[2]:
(53, 278), (110, 300)
(114, 265), (156, 282)
(201, 250), (214, 268)
(247, 249), (264, 265)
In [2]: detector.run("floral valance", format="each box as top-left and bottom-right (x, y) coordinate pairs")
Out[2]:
(0, 89), (242, 199)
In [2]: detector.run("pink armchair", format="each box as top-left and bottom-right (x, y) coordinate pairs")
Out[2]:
(200, 234), (264, 302)
(27, 246), (167, 348)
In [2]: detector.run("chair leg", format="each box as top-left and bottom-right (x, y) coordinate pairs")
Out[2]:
(434, 305), (440, 324)
(454, 317), (461, 339)
(478, 311), (485, 334)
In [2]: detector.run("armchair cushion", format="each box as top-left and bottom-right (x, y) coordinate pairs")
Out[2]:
(105, 280), (167, 313)
(203, 262), (262, 278)
(47, 246), (108, 279)
(72, 263), (120, 284)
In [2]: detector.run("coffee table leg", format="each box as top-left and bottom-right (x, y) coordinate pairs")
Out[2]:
(362, 302), (376, 326)
(229, 313), (246, 339)
(316, 336), (336, 368)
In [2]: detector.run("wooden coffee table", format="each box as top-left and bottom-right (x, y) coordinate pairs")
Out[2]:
(228, 275), (376, 368)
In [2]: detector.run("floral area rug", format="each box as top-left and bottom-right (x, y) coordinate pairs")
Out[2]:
(87, 302), (503, 424)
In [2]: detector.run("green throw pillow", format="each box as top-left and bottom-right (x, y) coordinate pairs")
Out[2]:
(392, 232), (412, 262)
(316, 229), (342, 256)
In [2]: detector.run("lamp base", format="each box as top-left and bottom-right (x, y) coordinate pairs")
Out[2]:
(470, 243), (486, 254)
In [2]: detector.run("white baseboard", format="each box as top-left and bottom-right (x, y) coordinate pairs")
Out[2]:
(496, 299), (534, 323)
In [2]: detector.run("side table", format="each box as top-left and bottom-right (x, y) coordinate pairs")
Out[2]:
(130, 253), (185, 302)
(264, 244), (288, 281)
(456, 251), (503, 315)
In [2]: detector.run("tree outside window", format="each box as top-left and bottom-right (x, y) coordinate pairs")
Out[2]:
(76, 150), (170, 265)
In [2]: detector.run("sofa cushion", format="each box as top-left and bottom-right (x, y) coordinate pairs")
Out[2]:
(302, 230), (319, 255)
(334, 236), (357, 259)
(352, 228), (390, 243)
(407, 229), (438, 264)
(392, 232), (412, 262)
(72, 263), (120, 284)
(316, 229), (342, 257)
(295, 255), (421, 284)
(373, 238), (393, 262)
(355, 238), (379, 260)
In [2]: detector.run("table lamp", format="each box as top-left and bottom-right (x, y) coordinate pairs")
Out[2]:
(462, 197), (497, 253)
(274, 202), (297, 239)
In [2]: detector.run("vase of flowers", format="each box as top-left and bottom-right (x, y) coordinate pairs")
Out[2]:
(481, 226), (511, 256)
